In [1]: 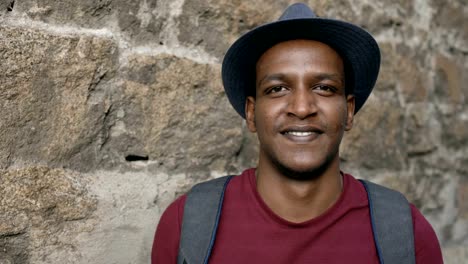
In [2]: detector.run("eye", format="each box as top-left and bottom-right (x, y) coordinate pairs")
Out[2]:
(313, 84), (337, 95)
(315, 85), (333, 91)
(267, 85), (288, 94)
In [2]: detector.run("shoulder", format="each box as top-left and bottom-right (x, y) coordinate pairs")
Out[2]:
(151, 195), (187, 263)
(410, 205), (444, 263)
(152, 170), (248, 262)
(154, 194), (187, 235)
(159, 195), (187, 228)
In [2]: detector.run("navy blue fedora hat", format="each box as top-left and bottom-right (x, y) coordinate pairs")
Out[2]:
(221, 3), (380, 118)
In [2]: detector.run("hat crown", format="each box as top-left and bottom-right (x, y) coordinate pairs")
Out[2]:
(278, 3), (317, 21)
(221, 2), (380, 118)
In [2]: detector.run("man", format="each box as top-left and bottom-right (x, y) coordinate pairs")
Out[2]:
(152, 3), (443, 263)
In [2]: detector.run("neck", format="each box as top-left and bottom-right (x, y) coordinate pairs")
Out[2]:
(256, 158), (343, 223)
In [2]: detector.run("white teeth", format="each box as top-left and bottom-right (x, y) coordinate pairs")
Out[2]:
(286, 131), (313, 136)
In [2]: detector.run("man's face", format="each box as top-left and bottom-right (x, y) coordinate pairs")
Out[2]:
(246, 39), (355, 179)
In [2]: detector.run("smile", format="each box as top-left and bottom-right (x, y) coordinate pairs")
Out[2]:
(284, 131), (315, 137)
(280, 125), (324, 135)
(279, 125), (324, 142)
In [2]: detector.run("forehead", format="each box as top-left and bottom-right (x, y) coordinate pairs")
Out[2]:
(256, 39), (344, 72)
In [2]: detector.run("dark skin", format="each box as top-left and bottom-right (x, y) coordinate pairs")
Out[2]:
(245, 40), (355, 223)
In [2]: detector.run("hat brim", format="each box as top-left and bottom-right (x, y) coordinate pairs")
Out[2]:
(222, 18), (380, 118)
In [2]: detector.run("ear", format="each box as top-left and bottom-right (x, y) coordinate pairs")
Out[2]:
(245, 96), (257, 133)
(345, 94), (355, 131)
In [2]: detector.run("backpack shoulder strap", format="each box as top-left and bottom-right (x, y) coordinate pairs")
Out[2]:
(177, 175), (234, 264)
(360, 179), (415, 264)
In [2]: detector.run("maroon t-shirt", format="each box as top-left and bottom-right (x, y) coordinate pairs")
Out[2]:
(152, 168), (443, 263)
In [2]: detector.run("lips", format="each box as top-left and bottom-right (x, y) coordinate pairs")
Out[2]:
(280, 125), (324, 142)
(280, 125), (324, 134)
(284, 131), (315, 136)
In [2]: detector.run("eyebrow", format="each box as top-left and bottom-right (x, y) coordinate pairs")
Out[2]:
(257, 73), (286, 87)
(257, 72), (344, 87)
(314, 73), (345, 85)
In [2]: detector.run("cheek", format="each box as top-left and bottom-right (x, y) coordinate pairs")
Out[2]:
(254, 101), (278, 128)
(323, 101), (349, 133)
(254, 112), (273, 134)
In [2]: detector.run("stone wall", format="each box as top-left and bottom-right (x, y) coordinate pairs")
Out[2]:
(0, 0), (466, 263)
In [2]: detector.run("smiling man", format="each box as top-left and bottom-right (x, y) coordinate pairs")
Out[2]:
(152, 3), (443, 264)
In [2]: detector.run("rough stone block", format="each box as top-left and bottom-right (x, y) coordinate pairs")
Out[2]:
(14, 0), (170, 45)
(0, 234), (28, 264)
(377, 42), (431, 103)
(434, 54), (464, 105)
(458, 176), (468, 221)
(103, 54), (244, 175)
(314, 0), (416, 38)
(432, 0), (468, 51)
(404, 103), (437, 155)
(0, 25), (117, 171)
(0, 167), (97, 264)
(177, 0), (286, 57)
(439, 111), (468, 149)
(0, 1), (15, 17)
(341, 92), (406, 170)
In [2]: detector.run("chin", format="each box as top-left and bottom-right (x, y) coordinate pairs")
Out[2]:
(272, 158), (329, 182)
(259, 145), (340, 181)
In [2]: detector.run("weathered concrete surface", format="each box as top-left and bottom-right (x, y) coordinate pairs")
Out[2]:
(444, 246), (468, 264)
(65, 170), (180, 264)
(0, 0), (467, 263)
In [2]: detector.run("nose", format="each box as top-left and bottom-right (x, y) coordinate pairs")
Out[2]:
(287, 87), (318, 119)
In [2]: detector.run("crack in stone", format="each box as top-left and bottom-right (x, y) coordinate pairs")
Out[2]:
(7, 1), (14, 12)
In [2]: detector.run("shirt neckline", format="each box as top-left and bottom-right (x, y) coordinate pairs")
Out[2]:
(246, 168), (350, 227)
